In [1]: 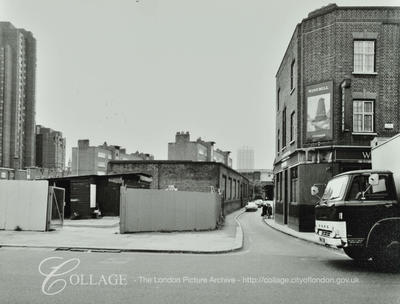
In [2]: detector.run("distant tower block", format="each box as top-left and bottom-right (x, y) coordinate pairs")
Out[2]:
(313, 98), (328, 122)
(237, 146), (255, 170)
(0, 22), (37, 169)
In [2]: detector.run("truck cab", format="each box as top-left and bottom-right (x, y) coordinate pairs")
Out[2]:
(314, 170), (400, 270)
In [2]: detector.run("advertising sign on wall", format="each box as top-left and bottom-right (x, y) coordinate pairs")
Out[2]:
(306, 81), (333, 142)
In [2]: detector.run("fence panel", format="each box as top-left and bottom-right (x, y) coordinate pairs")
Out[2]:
(0, 180), (49, 231)
(120, 188), (221, 233)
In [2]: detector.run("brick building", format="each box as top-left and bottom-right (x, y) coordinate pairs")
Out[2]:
(274, 4), (400, 231)
(0, 22), (36, 170)
(238, 169), (274, 200)
(168, 131), (232, 167)
(107, 160), (250, 215)
(71, 139), (153, 176)
(35, 125), (66, 173)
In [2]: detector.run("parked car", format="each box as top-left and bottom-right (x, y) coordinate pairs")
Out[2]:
(254, 199), (264, 208)
(263, 200), (273, 208)
(245, 202), (258, 212)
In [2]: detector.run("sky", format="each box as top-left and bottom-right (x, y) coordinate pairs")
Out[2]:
(0, 0), (399, 169)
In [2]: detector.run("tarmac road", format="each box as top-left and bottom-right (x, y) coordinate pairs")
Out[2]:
(1, 209), (399, 304)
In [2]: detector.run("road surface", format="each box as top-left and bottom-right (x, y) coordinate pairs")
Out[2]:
(1, 209), (399, 304)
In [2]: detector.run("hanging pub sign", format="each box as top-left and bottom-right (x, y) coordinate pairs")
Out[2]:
(306, 81), (333, 142)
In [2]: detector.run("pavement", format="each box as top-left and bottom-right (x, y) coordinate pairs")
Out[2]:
(0, 207), (334, 254)
(263, 216), (338, 248)
(63, 217), (120, 228)
(0, 210), (244, 254)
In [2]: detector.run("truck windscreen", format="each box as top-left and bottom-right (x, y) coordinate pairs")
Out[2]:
(322, 175), (349, 201)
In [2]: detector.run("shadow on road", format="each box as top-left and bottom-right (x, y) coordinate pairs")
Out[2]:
(325, 259), (400, 274)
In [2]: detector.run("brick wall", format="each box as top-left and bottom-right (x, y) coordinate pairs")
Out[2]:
(275, 26), (299, 163)
(107, 161), (251, 215)
(300, 7), (400, 148)
(108, 162), (161, 188)
(276, 6), (400, 154)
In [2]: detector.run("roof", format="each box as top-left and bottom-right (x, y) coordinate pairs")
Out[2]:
(334, 169), (393, 178)
(45, 172), (152, 182)
(237, 169), (273, 174)
(303, 4), (400, 22)
(108, 160), (249, 181)
(109, 159), (233, 167)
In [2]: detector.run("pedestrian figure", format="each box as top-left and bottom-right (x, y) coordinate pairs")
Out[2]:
(266, 203), (273, 219)
(261, 203), (267, 218)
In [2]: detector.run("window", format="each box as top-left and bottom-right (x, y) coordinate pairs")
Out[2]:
(277, 130), (280, 153)
(282, 108), (287, 148)
(222, 175), (227, 200)
(322, 175), (349, 201)
(236, 181), (238, 198)
(347, 174), (395, 201)
(290, 60), (295, 90)
(229, 178), (232, 200)
(353, 40), (375, 73)
(290, 111), (295, 142)
(290, 167), (298, 202)
(353, 100), (374, 133)
(276, 174), (280, 201)
(277, 88), (280, 111)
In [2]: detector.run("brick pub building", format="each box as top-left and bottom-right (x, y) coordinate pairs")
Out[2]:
(274, 4), (400, 231)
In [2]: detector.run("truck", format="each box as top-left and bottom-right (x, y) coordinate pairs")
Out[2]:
(313, 135), (400, 270)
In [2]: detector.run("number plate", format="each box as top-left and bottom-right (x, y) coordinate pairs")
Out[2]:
(319, 236), (326, 244)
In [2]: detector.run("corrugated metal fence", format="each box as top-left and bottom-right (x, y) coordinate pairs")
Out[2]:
(120, 188), (222, 233)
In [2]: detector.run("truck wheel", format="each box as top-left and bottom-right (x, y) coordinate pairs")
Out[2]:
(343, 247), (369, 261)
(373, 240), (400, 272)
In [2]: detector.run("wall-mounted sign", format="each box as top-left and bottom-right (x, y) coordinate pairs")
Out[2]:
(336, 149), (371, 161)
(306, 81), (333, 142)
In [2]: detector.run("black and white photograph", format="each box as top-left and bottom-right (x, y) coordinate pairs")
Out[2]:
(0, 0), (400, 303)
